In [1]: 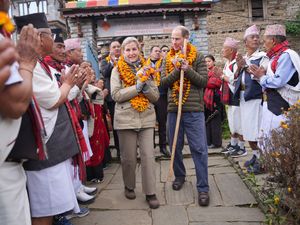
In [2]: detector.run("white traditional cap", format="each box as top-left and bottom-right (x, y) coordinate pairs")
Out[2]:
(244, 24), (260, 39)
(264, 24), (286, 37)
(223, 37), (240, 49)
(64, 38), (81, 51)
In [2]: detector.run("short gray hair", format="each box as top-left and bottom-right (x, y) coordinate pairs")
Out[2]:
(173, 26), (190, 38)
(121, 37), (140, 52)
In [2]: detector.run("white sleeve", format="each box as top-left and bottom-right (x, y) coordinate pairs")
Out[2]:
(68, 85), (80, 101)
(5, 62), (23, 86)
(32, 63), (61, 109)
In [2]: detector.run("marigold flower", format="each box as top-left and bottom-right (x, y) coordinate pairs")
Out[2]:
(271, 151), (281, 158)
(0, 12), (15, 33)
(274, 196), (280, 205)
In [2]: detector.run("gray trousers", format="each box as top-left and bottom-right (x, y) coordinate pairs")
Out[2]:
(118, 128), (156, 195)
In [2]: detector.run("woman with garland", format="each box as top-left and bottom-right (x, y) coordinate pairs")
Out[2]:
(203, 55), (223, 149)
(110, 37), (160, 209)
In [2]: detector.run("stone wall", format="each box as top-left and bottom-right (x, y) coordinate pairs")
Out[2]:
(207, 0), (300, 64)
(67, 17), (98, 60)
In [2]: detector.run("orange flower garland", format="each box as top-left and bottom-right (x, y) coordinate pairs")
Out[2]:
(138, 58), (162, 86)
(106, 55), (118, 66)
(117, 55), (149, 112)
(165, 43), (197, 105)
(0, 12), (15, 34)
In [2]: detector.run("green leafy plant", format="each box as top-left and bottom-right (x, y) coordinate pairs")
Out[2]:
(286, 12), (300, 35)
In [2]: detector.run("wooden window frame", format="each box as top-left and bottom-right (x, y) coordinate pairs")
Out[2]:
(248, 0), (267, 22)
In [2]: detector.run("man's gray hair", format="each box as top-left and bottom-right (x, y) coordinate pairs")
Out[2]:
(173, 26), (190, 38)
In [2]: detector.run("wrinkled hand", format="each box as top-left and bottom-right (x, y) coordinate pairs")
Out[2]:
(61, 65), (79, 87)
(236, 53), (246, 70)
(76, 70), (87, 88)
(0, 39), (18, 91)
(97, 80), (104, 90)
(17, 24), (39, 71)
(248, 64), (266, 78)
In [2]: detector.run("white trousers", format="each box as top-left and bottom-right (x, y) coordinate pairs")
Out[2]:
(227, 105), (242, 135)
(0, 162), (31, 225)
(258, 102), (285, 152)
(240, 92), (262, 142)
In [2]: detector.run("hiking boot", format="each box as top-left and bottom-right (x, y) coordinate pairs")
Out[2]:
(146, 194), (160, 209)
(221, 143), (238, 154)
(65, 207), (90, 220)
(172, 177), (185, 191)
(198, 192), (210, 207)
(124, 187), (136, 200)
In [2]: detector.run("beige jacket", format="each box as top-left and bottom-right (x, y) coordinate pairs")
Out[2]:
(111, 65), (159, 130)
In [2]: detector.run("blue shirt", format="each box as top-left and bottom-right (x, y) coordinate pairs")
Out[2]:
(260, 52), (296, 89)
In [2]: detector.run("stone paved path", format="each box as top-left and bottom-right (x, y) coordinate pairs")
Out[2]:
(73, 145), (265, 225)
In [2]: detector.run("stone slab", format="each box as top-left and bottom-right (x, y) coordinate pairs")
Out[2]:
(85, 173), (114, 194)
(110, 166), (123, 184)
(208, 166), (236, 175)
(90, 183), (166, 209)
(89, 189), (149, 210)
(208, 156), (231, 167)
(72, 210), (151, 225)
(187, 206), (265, 222)
(165, 181), (194, 205)
(104, 163), (120, 174)
(215, 173), (257, 206)
(188, 175), (223, 207)
(190, 222), (262, 225)
(153, 205), (188, 225)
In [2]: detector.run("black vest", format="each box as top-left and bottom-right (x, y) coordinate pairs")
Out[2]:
(23, 104), (80, 171)
(234, 58), (262, 102)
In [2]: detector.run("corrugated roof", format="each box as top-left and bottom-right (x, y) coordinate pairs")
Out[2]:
(62, 2), (213, 17)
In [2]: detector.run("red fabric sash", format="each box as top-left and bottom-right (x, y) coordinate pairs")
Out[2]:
(38, 59), (87, 181)
(43, 56), (65, 73)
(221, 62), (236, 105)
(267, 41), (289, 73)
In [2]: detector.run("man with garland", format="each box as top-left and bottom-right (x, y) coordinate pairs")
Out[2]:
(161, 25), (209, 206)
(100, 40), (121, 160)
(148, 45), (170, 157)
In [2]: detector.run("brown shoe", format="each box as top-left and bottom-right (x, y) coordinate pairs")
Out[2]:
(146, 194), (160, 209)
(198, 192), (209, 206)
(124, 187), (136, 200)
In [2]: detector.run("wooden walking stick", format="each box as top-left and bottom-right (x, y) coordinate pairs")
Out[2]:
(167, 39), (188, 180)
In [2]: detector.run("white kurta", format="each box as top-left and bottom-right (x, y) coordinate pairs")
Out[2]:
(239, 50), (269, 141)
(223, 59), (242, 135)
(26, 62), (79, 217)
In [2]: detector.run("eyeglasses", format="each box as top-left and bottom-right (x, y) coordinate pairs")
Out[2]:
(40, 32), (56, 39)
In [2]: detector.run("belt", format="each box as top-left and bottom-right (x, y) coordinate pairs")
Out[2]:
(263, 93), (268, 102)
(5, 158), (22, 163)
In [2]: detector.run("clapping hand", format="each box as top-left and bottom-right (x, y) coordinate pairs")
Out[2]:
(248, 64), (266, 78)
(61, 64), (79, 87)
(17, 24), (39, 71)
(236, 53), (246, 70)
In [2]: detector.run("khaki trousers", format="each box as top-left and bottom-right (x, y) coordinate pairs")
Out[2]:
(118, 128), (156, 195)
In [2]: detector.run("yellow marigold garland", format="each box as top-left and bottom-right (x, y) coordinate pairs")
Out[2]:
(0, 12), (15, 33)
(139, 58), (162, 86)
(117, 55), (149, 112)
(106, 55), (118, 66)
(165, 43), (197, 105)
